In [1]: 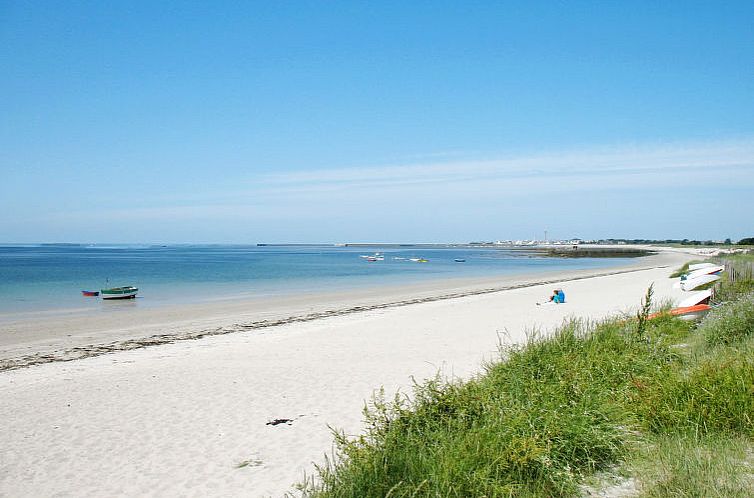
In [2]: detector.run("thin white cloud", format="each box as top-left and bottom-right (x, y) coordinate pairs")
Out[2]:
(36, 136), (754, 226)
(250, 137), (754, 196)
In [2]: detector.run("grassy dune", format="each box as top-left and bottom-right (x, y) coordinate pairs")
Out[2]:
(302, 273), (754, 497)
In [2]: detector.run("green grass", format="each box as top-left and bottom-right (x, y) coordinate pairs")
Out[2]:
(670, 261), (697, 278)
(308, 321), (647, 497)
(630, 435), (754, 497)
(717, 251), (754, 263)
(632, 339), (754, 437)
(710, 256), (754, 303)
(702, 294), (754, 346)
(301, 285), (754, 497)
(713, 279), (754, 304)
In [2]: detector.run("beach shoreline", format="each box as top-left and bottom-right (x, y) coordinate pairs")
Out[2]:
(0, 249), (699, 497)
(1, 250), (687, 371)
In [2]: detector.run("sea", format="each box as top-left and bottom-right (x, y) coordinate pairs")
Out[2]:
(0, 244), (636, 317)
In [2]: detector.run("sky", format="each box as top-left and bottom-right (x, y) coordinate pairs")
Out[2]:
(1, 1), (753, 243)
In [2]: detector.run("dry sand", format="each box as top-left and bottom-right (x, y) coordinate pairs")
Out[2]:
(0, 251), (695, 497)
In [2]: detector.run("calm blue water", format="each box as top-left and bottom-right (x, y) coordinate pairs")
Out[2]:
(0, 244), (634, 315)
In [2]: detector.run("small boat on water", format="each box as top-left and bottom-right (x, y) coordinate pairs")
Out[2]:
(454, 258), (466, 263)
(100, 286), (138, 300)
(81, 290), (99, 297)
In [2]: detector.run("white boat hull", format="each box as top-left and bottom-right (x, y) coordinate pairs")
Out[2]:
(688, 262), (717, 271)
(683, 265), (724, 281)
(678, 309), (710, 321)
(677, 289), (712, 307)
(681, 274), (720, 291)
(101, 291), (137, 299)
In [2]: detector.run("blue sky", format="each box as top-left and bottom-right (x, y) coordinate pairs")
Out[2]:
(1, 1), (752, 243)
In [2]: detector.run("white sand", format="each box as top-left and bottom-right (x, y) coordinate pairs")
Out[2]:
(0, 252), (695, 497)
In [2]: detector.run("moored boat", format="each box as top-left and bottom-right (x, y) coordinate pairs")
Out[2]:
(100, 286), (138, 299)
(81, 290), (100, 297)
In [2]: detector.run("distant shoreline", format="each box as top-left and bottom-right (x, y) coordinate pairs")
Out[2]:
(0, 250), (684, 371)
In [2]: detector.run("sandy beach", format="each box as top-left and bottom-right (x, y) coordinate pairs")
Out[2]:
(0, 250), (696, 497)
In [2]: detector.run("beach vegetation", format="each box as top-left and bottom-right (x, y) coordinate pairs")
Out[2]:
(702, 294), (754, 346)
(717, 251), (754, 264)
(628, 435), (754, 497)
(634, 284), (654, 339)
(235, 458), (263, 469)
(302, 279), (754, 497)
(711, 257), (754, 303)
(669, 261), (698, 278)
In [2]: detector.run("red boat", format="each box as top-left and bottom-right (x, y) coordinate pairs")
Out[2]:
(668, 304), (712, 321)
(81, 290), (100, 297)
(649, 304), (711, 321)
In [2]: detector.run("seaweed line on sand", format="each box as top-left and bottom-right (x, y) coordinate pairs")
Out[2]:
(0, 265), (668, 372)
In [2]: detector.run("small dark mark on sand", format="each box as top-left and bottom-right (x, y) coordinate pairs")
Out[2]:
(266, 418), (294, 426)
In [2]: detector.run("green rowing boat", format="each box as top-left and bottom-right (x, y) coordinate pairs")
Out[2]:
(100, 286), (138, 299)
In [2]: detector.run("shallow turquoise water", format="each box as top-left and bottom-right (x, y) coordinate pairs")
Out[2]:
(0, 244), (633, 314)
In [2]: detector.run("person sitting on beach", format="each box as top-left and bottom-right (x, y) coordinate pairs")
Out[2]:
(550, 289), (562, 303)
(548, 289), (566, 303)
(537, 289), (560, 305)
(538, 289), (566, 305)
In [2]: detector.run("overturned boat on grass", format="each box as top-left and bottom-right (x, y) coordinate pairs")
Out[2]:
(649, 303), (712, 322)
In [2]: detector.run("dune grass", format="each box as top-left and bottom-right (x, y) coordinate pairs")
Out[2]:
(710, 256), (754, 304)
(718, 251), (754, 263)
(702, 294), (754, 346)
(669, 261), (698, 278)
(712, 278), (754, 303)
(301, 284), (754, 497)
(632, 335), (754, 438)
(629, 435), (754, 497)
